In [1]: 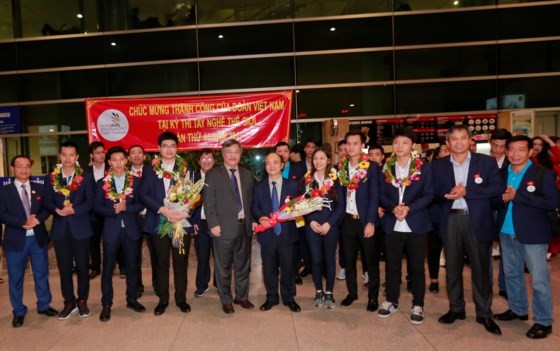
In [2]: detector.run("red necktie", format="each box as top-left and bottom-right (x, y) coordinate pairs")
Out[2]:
(136, 170), (142, 178)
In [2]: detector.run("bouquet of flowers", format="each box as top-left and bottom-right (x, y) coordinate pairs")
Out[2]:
(254, 191), (331, 234)
(156, 178), (205, 254)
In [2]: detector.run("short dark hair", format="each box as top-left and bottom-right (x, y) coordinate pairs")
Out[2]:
(222, 139), (242, 152)
(89, 141), (105, 154)
(106, 146), (127, 159)
(490, 128), (512, 142)
(507, 135), (533, 150)
(345, 130), (366, 144)
(128, 144), (145, 153)
(445, 124), (472, 141)
(11, 155), (33, 167)
(158, 131), (178, 146)
(337, 140), (346, 148)
(274, 142), (290, 151)
(290, 144), (302, 154)
(304, 138), (321, 148)
(60, 141), (78, 153)
(369, 144), (385, 154)
(393, 127), (416, 144)
(199, 148), (214, 158)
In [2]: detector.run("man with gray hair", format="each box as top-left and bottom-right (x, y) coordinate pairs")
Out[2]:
(204, 139), (255, 314)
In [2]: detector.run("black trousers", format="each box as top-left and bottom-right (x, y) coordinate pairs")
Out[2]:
(136, 215), (158, 291)
(54, 226), (90, 304)
(101, 229), (140, 306)
(443, 214), (493, 317)
(385, 230), (426, 307)
(194, 219), (214, 291)
(260, 234), (296, 304)
(152, 232), (191, 304)
(89, 215), (103, 272)
(341, 215), (379, 301)
(427, 225), (443, 280)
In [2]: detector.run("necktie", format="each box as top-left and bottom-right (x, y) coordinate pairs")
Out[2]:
(230, 169), (243, 213)
(271, 181), (281, 235)
(21, 184), (31, 217)
(136, 170), (142, 177)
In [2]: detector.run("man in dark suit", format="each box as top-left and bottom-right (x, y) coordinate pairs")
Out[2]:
(252, 152), (301, 312)
(433, 124), (504, 335)
(94, 146), (146, 322)
(378, 128), (434, 324)
(338, 131), (380, 312)
(0, 155), (57, 328)
(204, 139), (255, 314)
(140, 131), (192, 316)
(44, 141), (95, 320)
(494, 135), (557, 339)
(191, 148), (216, 298)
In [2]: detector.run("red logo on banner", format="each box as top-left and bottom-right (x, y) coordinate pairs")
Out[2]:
(86, 91), (293, 151)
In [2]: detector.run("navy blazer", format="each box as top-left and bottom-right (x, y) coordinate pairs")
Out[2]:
(339, 162), (380, 228)
(0, 182), (50, 252)
(44, 171), (95, 240)
(189, 170), (206, 229)
(251, 178), (299, 246)
(432, 152), (505, 242)
(496, 164), (558, 244)
(286, 161), (307, 182)
(94, 174), (144, 243)
(303, 179), (345, 229)
(380, 161), (434, 234)
(139, 163), (194, 235)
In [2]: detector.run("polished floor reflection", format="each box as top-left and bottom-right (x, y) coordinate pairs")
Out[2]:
(1, 244), (559, 351)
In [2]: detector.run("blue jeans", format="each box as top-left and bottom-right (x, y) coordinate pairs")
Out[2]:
(499, 233), (552, 326)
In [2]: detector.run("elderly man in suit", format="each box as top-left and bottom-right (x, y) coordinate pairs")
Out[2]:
(494, 135), (557, 339)
(0, 155), (57, 328)
(252, 152), (301, 312)
(45, 141), (95, 320)
(338, 131), (380, 312)
(204, 139), (255, 314)
(378, 127), (434, 324)
(94, 146), (146, 322)
(433, 124), (504, 335)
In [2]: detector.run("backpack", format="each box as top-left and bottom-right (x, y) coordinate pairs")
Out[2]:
(533, 165), (560, 237)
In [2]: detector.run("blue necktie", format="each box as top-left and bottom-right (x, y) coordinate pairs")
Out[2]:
(230, 169), (243, 213)
(271, 181), (281, 235)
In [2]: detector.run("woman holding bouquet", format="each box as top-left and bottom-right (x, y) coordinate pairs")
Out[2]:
(303, 147), (345, 308)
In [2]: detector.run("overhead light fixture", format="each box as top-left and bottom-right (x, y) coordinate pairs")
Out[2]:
(77, 13), (83, 19)
(330, 27), (336, 32)
(110, 42), (116, 46)
(218, 34), (224, 39)
(453, 1), (459, 5)
(49, 129), (55, 132)
(349, 104), (355, 107)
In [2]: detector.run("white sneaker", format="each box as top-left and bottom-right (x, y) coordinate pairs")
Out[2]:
(377, 301), (398, 318)
(363, 272), (369, 283)
(410, 306), (424, 325)
(336, 268), (346, 280)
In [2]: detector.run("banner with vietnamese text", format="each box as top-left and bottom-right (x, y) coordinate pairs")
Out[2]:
(86, 91), (292, 151)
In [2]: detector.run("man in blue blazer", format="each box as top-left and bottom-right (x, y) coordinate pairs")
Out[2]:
(338, 131), (380, 311)
(252, 152), (301, 312)
(44, 141), (95, 320)
(0, 155), (57, 328)
(493, 135), (557, 339)
(190, 148), (216, 298)
(432, 124), (504, 335)
(378, 128), (434, 324)
(94, 146), (146, 322)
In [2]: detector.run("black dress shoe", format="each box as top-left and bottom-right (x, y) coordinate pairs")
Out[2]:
(12, 316), (24, 328)
(176, 301), (191, 313)
(126, 300), (146, 312)
(154, 301), (169, 316)
(340, 295), (357, 306)
(295, 276), (303, 285)
(366, 300), (379, 312)
(99, 306), (111, 322)
(285, 301), (301, 312)
(494, 309), (528, 321)
(222, 303), (235, 314)
(260, 301), (276, 311)
(438, 310), (466, 324)
(300, 267), (310, 277)
(38, 307), (59, 317)
(89, 270), (100, 279)
(476, 316), (502, 335)
(526, 323), (552, 339)
(233, 299), (255, 309)
(428, 282), (439, 293)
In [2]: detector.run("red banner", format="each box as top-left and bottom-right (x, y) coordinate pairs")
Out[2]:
(86, 91), (292, 151)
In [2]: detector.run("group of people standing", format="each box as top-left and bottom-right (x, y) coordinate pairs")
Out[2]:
(0, 125), (556, 340)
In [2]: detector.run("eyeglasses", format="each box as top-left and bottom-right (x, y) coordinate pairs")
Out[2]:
(14, 164), (31, 169)
(160, 144), (177, 149)
(200, 157), (214, 162)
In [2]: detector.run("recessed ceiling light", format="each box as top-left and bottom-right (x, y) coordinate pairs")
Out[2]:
(330, 27), (336, 32)
(349, 104), (355, 107)
(110, 42), (116, 46)
(453, 1), (459, 5)
(49, 129), (55, 132)
(76, 13), (83, 19)
(218, 34), (224, 39)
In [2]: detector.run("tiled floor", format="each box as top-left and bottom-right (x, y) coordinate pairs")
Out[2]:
(1, 243), (559, 351)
